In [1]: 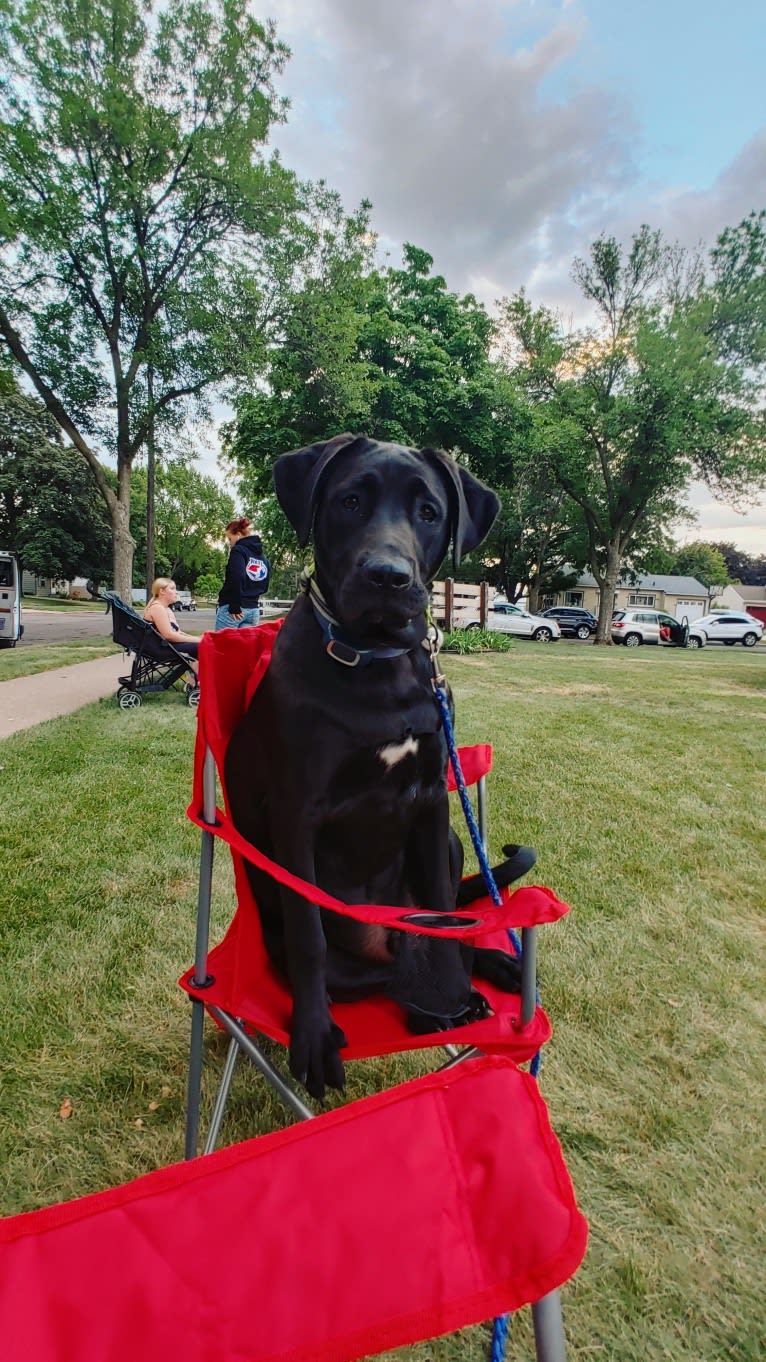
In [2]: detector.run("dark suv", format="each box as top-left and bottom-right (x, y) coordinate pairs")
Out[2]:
(541, 607), (597, 639)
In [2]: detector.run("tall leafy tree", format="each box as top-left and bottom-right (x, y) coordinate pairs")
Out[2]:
(466, 380), (588, 606)
(708, 542), (766, 586)
(499, 220), (766, 641)
(224, 199), (375, 468)
(132, 459), (234, 586)
(707, 210), (766, 366)
(0, 0), (300, 598)
(0, 374), (112, 581)
(226, 244), (520, 581)
(485, 476), (586, 610)
(671, 541), (731, 590)
(359, 245), (500, 455)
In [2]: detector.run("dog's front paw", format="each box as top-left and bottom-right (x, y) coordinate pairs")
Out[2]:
(289, 1008), (348, 1101)
(405, 988), (491, 1035)
(472, 945), (523, 994)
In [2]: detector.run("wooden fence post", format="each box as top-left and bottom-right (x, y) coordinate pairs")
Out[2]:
(444, 577), (454, 632)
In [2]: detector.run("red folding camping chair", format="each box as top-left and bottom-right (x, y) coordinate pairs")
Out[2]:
(177, 621), (586, 1361)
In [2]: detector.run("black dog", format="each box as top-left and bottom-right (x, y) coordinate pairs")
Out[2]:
(225, 434), (529, 1099)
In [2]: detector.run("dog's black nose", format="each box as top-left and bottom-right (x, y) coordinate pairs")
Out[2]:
(365, 557), (413, 590)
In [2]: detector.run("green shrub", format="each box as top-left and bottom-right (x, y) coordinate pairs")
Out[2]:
(441, 628), (513, 653)
(194, 572), (220, 601)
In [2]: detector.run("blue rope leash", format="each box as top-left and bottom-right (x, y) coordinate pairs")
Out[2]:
(432, 677), (542, 1058)
(430, 645), (543, 1362)
(431, 682), (520, 949)
(489, 1311), (511, 1362)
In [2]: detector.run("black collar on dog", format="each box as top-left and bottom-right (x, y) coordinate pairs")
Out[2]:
(303, 571), (424, 668)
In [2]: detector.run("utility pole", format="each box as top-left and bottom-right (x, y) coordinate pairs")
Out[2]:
(146, 362), (155, 596)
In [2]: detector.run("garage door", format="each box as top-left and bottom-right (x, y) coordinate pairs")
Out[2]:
(674, 600), (706, 623)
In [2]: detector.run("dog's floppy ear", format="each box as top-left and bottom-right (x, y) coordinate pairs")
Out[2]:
(273, 433), (368, 546)
(421, 448), (500, 569)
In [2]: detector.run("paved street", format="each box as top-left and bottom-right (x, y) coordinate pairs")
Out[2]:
(17, 603), (764, 651)
(19, 606), (215, 644)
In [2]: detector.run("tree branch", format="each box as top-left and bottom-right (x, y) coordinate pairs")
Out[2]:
(127, 374), (222, 458)
(0, 301), (117, 512)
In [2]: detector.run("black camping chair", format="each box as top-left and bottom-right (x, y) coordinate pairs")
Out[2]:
(103, 591), (200, 710)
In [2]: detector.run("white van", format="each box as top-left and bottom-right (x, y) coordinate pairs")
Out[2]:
(0, 551), (22, 648)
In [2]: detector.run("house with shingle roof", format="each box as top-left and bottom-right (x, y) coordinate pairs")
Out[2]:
(542, 572), (710, 622)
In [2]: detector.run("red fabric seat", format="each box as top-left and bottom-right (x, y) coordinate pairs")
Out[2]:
(0, 1056), (587, 1362)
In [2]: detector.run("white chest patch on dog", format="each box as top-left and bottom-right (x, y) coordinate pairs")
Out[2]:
(378, 735), (419, 769)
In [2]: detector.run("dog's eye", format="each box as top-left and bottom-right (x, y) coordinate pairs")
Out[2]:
(342, 494), (360, 511)
(420, 503), (438, 523)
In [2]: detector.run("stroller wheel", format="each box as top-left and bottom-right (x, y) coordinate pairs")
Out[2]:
(187, 685), (201, 709)
(118, 687), (142, 709)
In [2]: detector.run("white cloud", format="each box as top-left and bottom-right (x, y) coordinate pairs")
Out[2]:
(249, 1), (766, 546)
(268, 0), (634, 299)
(680, 484), (766, 554)
(267, 1), (765, 301)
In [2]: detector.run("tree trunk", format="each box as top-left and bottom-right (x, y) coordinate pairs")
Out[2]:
(594, 542), (621, 644)
(527, 570), (541, 615)
(112, 458), (134, 602)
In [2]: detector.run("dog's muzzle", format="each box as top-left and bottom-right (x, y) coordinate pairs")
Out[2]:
(364, 555), (414, 591)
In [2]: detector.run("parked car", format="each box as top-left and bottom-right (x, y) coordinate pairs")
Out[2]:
(541, 606), (597, 639)
(692, 612), (763, 648)
(171, 590), (197, 612)
(0, 549), (22, 648)
(611, 609), (705, 648)
(462, 601), (561, 642)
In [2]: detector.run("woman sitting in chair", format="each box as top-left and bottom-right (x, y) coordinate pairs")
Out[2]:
(143, 578), (201, 672)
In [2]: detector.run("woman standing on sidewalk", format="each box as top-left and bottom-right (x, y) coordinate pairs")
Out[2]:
(215, 518), (270, 631)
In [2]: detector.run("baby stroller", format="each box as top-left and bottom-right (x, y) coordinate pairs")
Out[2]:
(104, 591), (201, 710)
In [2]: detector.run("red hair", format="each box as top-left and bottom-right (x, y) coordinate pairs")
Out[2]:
(226, 516), (252, 536)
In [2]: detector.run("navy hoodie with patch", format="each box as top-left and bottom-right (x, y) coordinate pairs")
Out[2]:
(218, 535), (270, 612)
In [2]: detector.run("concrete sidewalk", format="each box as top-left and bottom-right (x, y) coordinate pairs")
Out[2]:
(0, 653), (126, 740)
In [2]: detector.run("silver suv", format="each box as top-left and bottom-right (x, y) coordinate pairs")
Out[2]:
(611, 609), (705, 649)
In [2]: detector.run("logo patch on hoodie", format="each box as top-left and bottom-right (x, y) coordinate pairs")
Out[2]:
(245, 557), (268, 583)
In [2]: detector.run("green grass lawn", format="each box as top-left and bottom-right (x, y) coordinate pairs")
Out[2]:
(22, 596), (105, 610)
(1, 643), (764, 1361)
(0, 637), (115, 680)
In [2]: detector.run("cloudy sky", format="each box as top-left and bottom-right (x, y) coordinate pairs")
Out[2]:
(242, 0), (766, 551)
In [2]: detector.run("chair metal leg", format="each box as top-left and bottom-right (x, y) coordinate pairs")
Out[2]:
(210, 1008), (314, 1122)
(185, 999), (207, 1159)
(203, 1035), (241, 1155)
(438, 1045), (481, 1071)
(532, 1290), (568, 1362)
(521, 926), (538, 1026)
(185, 746), (218, 1160)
